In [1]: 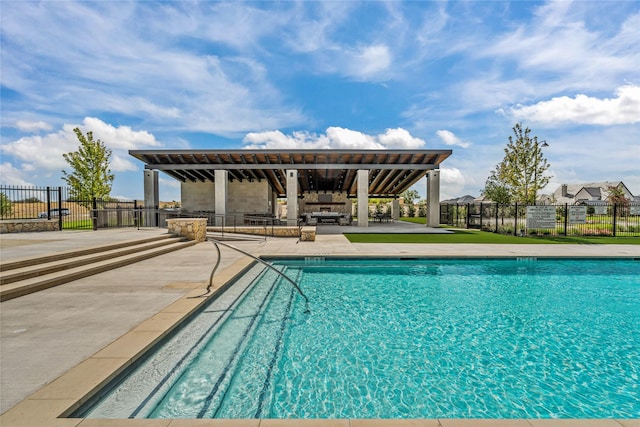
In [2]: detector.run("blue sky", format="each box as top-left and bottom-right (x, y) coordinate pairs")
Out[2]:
(1, 0), (639, 202)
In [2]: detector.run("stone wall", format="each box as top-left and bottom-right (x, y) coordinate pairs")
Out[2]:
(166, 218), (207, 242)
(300, 192), (352, 215)
(228, 180), (271, 214)
(0, 220), (60, 234)
(181, 181), (215, 212)
(207, 225), (315, 241)
(181, 179), (274, 215)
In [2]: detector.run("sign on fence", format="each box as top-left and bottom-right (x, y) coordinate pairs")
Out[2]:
(526, 206), (556, 229)
(568, 206), (587, 224)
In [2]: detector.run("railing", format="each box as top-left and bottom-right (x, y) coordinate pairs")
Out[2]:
(0, 185), (140, 230)
(440, 202), (640, 237)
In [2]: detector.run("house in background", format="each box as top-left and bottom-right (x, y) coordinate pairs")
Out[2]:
(540, 181), (637, 214)
(441, 195), (477, 204)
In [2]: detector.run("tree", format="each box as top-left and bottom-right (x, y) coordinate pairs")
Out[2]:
(401, 189), (419, 217)
(62, 128), (114, 203)
(481, 169), (513, 205)
(607, 185), (630, 215)
(417, 201), (427, 217)
(491, 123), (551, 205)
(0, 192), (12, 216)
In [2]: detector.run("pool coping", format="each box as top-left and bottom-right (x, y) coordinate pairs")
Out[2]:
(1, 254), (639, 427)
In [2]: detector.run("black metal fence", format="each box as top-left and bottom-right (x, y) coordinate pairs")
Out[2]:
(441, 202), (640, 237)
(0, 185), (141, 230)
(0, 185), (300, 236)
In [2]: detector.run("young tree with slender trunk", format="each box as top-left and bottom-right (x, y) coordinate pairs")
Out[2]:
(487, 123), (551, 205)
(62, 128), (114, 204)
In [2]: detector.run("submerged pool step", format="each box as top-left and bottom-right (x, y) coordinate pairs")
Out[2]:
(0, 235), (197, 302)
(212, 267), (303, 418)
(147, 266), (289, 418)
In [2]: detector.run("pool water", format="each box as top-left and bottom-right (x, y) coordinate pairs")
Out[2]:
(79, 258), (640, 419)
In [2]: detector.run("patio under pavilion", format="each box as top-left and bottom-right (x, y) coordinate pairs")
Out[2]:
(129, 149), (452, 227)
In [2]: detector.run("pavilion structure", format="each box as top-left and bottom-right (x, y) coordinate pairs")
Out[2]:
(129, 149), (452, 227)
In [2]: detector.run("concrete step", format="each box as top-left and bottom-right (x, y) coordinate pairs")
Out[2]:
(0, 234), (176, 272)
(0, 237), (184, 285)
(0, 238), (198, 302)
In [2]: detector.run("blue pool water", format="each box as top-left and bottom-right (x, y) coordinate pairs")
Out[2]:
(79, 258), (640, 419)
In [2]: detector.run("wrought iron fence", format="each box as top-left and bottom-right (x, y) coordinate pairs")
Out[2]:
(0, 185), (141, 230)
(0, 185), (301, 236)
(441, 202), (640, 237)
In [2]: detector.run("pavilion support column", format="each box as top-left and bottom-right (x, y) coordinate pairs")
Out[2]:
(286, 169), (299, 226)
(426, 169), (441, 228)
(357, 169), (369, 227)
(214, 170), (228, 227)
(391, 199), (400, 220)
(143, 170), (159, 227)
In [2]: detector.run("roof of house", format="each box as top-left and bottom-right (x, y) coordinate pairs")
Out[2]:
(547, 181), (627, 204)
(442, 195), (477, 204)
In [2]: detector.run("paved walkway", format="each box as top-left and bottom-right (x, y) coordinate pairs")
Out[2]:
(1, 228), (639, 419)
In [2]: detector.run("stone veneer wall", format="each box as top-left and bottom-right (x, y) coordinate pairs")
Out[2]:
(0, 220), (60, 234)
(300, 192), (352, 215)
(181, 180), (274, 215)
(181, 181), (215, 212)
(166, 218), (207, 242)
(208, 225), (315, 241)
(228, 180), (271, 214)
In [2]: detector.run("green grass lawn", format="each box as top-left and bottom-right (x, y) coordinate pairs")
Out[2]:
(345, 228), (640, 244)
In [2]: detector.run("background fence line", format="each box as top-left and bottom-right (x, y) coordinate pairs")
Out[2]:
(3, 185), (639, 236)
(0, 185), (297, 236)
(440, 202), (640, 237)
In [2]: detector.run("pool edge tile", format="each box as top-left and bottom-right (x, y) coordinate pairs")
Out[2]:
(0, 398), (82, 427)
(259, 419), (350, 427)
(168, 419), (260, 426)
(350, 419), (442, 427)
(439, 419), (531, 427)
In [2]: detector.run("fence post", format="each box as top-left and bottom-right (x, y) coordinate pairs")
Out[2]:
(455, 204), (459, 227)
(479, 202), (483, 230)
(46, 186), (51, 220)
(514, 203), (518, 236)
(466, 203), (470, 229)
(495, 203), (499, 233)
(57, 187), (63, 231)
(564, 204), (568, 236)
(92, 197), (98, 231)
(613, 204), (617, 237)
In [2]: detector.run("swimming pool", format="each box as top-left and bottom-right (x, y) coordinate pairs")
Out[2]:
(77, 257), (640, 419)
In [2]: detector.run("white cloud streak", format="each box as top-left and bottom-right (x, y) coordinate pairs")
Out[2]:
(243, 127), (425, 150)
(14, 120), (52, 132)
(0, 118), (163, 182)
(436, 130), (471, 148)
(509, 85), (640, 126)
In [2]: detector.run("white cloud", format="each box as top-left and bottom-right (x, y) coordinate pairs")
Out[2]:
(243, 127), (426, 150)
(378, 128), (425, 149)
(509, 85), (640, 126)
(346, 44), (392, 80)
(0, 162), (34, 186)
(80, 117), (161, 150)
(0, 118), (163, 181)
(14, 120), (52, 132)
(436, 130), (470, 148)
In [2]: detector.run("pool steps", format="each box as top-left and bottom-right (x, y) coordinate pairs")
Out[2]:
(79, 263), (292, 418)
(0, 234), (197, 301)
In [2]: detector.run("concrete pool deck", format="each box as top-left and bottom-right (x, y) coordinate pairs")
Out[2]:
(1, 228), (639, 427)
